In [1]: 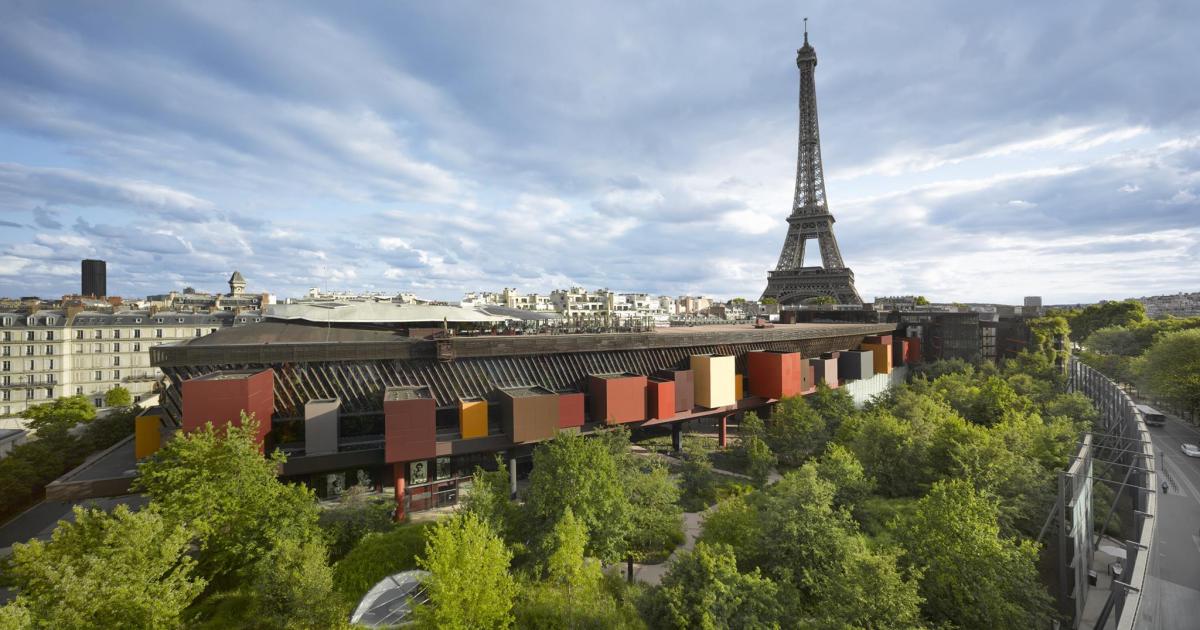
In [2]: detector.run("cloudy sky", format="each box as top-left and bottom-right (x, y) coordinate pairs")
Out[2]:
(1, 1), (1197, 304)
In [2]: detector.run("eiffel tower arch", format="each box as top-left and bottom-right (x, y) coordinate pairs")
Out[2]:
(761, 27), (863, 306)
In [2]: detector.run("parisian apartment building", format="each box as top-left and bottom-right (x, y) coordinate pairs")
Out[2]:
(0, 308), (263, 418)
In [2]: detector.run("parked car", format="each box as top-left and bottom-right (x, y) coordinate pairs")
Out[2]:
(1183, 443), (1200, 458)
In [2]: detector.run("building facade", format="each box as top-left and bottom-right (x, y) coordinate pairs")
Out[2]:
(0, 309), (262, 418)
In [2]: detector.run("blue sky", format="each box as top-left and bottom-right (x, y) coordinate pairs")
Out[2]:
(0, 0), (1197, 304)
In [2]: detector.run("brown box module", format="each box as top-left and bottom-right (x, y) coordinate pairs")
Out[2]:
(384, 386), (436, 463)
(654, 368), (695, 412)
(589, 373), (648, 425)
(499, 386), (560, 443)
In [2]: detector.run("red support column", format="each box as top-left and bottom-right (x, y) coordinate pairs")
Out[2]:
(393, 463), (406, 522)
(718, 415), (728, 448)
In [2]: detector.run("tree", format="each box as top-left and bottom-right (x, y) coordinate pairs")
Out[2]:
(678, 441), (718, 510)
(761, 297), (778, 305)
(624, 458), (683, 561)
(645, 542), (780, 630)
(735, 413), (776, 486)
(807, 538), (925, 629)
(317, 486), (394, 562)
(914, 295), (930, 306)
(895, 479), (1052, 629)
(1137, 329), (1200, 418)
(103, 386), (133, 408)
(814, 443), (875, 512)
(461, 459), (522, 547)
(1067, 300), (1147, 341)
(763, 397), (826, 468)
(4, 505), (204, 629)
(416, 512), (517, 630)
(526, 432), (630, 563)
(804, 384), (857, 438)
(134, 415), (320, 584)
(252, 535), (346, 630)
(22, 395), (95, 436)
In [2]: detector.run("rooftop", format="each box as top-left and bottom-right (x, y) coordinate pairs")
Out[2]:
(384, 386), (432, 402)
(499, 386), (555, 398)
(267, 302), (511, 325)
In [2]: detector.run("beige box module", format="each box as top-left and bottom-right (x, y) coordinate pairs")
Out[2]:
(690, 354), (736, 408)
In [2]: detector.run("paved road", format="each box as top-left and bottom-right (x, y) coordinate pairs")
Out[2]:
(1138, 412), (1200, 629)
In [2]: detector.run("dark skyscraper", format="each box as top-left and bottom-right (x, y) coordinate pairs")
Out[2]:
(82, 259), (106, 298)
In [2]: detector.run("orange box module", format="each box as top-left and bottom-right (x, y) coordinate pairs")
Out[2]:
(589, 373), (648, 425)
(383, 385), (436, 464)
(181, 369), (274, 447)
(745, 350), (803, 399)
(647, 379), (675, 420)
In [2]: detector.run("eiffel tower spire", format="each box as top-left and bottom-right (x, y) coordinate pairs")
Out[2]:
(762, 25), (862, 305)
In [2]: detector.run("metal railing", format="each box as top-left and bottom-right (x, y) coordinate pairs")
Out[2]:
(1069, 357), (1156, 629)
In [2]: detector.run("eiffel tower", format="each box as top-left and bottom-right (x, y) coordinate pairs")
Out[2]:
(761, 24), (862, 306)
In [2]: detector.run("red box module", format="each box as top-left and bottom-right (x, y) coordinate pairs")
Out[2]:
(182, 369), (274, 447)
(557, 390), (585, 429)
(384, 386), (436, 463)
(745, 351), (803, 399)
(589, 373), (648, 425)
(647, 379), (676, 420)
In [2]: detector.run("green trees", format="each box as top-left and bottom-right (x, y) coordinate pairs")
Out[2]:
(252, 536), (346, 630)
(736, 413), (776, 486)
(1138, 328), (1200, 417)
(644, 542), (779, 630)
(762, 397), (826, 467)
(895, 479), (1051, 629)
(624, 457), (683, 562)
(103, 385), (133, 408)
(813, 443), (874, 513)
(331, 523), (431, 606)
(134, 415), (320, 584)
(23, 395), (95, 436)
(526, 431), (630, 563)
(678, 441), (718, 510)
(1067, 300), (1148, 341)
(1, 505), (204, 629)
(416, 513), (517, 630)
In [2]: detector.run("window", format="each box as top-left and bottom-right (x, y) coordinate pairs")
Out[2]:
(76, 387), (83, 396)
(45, 345), (53, 355)
(1, 360), (8, 371)
(94, 344), (102, 353)
(177, 318), (184, 323)
(74, 344), (83, 354)
(113, 356), (120, 366)
(134, 329), (142, 338)
(45, 387), (53, 398)
(112, 370), (120, 380)
(95, 371), (102, 381)
(25, 346), (33, 356)
(134, 395), (142, 403)
(1, 346), (8, 356)
(76, 330), (84, 340)
(1, 391), (8, 401)
(155, 329), (163, 338)
(155, 318), (163, 324)
(26, 389), (34, 400)
(25, 331), (35, 341)
(48, 359), (54, 370)
(135, 318), (142, 324)
(1, 331), (9, 341)
(133, 343), (141, 352)
(46, 331), (54, 341)
(113, 342), (120, 352)
(1, 375), (9, 386)
(210, 328), (218, 333)
(27, 361), (34, 371)
(94, 397), (103, 407)
(114, 330), (121, 339)
(94, 330), (103, 339)
(194, 328), (202, 337)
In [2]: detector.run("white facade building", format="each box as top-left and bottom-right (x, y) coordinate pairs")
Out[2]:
(1, 309), (260, 418)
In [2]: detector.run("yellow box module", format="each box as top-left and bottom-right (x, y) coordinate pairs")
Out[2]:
(691, 354), (736, 408)
(860, 342), (893, 375)
(134, 412), (163, 459)
(735, 374), (744, 400)
(460, 398), (489, 439)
